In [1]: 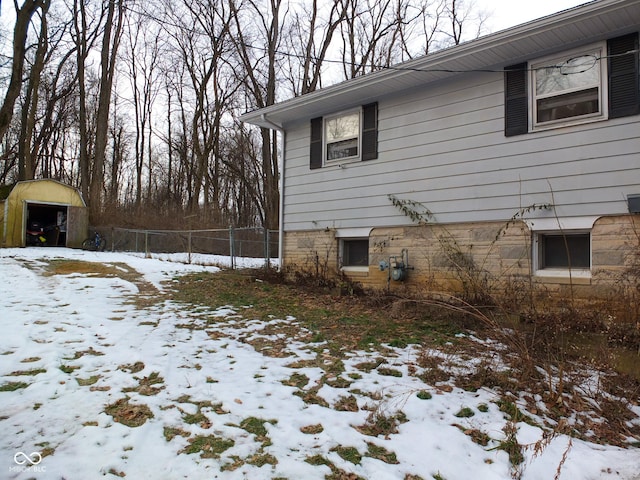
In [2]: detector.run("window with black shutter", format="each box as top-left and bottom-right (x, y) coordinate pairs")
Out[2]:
(504, 33), (640, 135)
(309, 103), (378, 169)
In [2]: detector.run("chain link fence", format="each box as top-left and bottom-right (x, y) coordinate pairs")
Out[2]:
(99, 226), (278, 268)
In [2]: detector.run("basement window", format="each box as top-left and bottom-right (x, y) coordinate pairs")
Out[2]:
(535, 231), (591, 277)
(341, 238), (369, 268)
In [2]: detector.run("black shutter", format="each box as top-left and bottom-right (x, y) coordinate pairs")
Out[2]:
(361, 102), (378, 161)
(310, 116), (323, 170)
(608, 33), (640, 119)
(504, 63), (528, 136)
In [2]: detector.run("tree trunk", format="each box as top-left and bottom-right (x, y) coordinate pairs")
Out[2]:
(0, 0), (49, 144)
(90, 0), (125, 218)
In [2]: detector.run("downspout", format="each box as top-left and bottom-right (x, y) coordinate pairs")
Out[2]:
(260, 113), (285, 271)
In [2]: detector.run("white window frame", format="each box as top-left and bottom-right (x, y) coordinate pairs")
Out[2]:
(339, 237), (369, 272)
(324, 108), (361, 165)
(532, 230), (592, 279)
(530, 43), (608, 131)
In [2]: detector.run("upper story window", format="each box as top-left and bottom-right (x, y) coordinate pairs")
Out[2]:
(504, 33), (639, 137)
(310, 102), (378, 169)
(325, 111), (360, 161)
(531, 45), (607, 129)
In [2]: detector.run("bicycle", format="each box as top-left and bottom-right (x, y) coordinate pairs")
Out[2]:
(82, 231), (106, 251)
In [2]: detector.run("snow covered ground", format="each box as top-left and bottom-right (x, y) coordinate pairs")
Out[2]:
(0, 247), (638, 480)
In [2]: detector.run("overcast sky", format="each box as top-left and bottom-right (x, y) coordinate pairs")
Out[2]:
(478, 0), (592, 31)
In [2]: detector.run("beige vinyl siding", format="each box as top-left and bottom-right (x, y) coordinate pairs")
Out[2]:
(282, 72), (640, 232)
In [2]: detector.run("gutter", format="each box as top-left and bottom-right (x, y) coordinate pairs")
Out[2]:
(259, 113), (285, 271)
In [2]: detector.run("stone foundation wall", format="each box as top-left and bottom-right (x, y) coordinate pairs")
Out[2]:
(282, 215), (640, 302)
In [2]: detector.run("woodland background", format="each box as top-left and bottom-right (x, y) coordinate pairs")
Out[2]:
(0, 0), (488, 230)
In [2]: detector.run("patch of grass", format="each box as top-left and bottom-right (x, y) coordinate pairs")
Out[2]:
(325, 376), (352, 388)
(354, 358), (385, 373)
(293, 387), (330, 407)
(389, 337), (419, 348)
(169, 270), (467, 355)
(182, 411), (209, 426)
(180, 435), (234, 458)
(453, 423), (491, 446)
(365, 442), (399, 464)
(34, 442), (55, 458)
(221, 456), (244, 472)
(495, 398), (538, 427)
(104, 398), (153, 427)
(334, 395), (359, 412)
(76, 375), (100, 386)
(239, 417), (276, 446)
(417, 390), (432, 400)
(123, 371), (164, 396)
(454, 407), (475, 418)
(310, 332), (326, 343)
(281, 372), (309, 389)
(247, 453), (278, 467)
(59, 364), (79, 374)
(0, 381), (29, 391)
(377, 367), (403, 377)
(20, 357), (41, 363)
(300, 424), (324, 434)
(118, 361), (145, 374)
(356, 410), (408, 437)
(163, 426), (190, 442)
(305, 454), (333, 467)
(68, 347), (104, 359)
(327, 469), (366, 480)
(331, 445), (362, 465)
(8, 368), (46, 376)
(478, 403), (489, 413)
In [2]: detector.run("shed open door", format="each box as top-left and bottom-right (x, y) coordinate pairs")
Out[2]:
(66, 205), (88, 248)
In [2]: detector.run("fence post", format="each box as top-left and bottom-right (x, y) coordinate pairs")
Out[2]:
(187, 230), (192, 264)
(145, 230), (150, 258)
(264, 227), (270, 269)
(229, 225), (235, 270)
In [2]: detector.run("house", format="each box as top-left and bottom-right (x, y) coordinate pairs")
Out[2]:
(0, 179), (88, 248)
(241, 0), (640, 302)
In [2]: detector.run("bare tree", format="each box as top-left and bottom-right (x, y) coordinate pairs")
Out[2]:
(440, 0), (488, 47)
(71, 0), (102, 203)
(284, 0), (347, 95)
(17, 0), (49, 180)
(89, 0), (126, 216)
(340, 0), (406, 78)
(0, 0), (50, 144)
(230, 0), (284, 229)
(124, 13), (161, 208)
